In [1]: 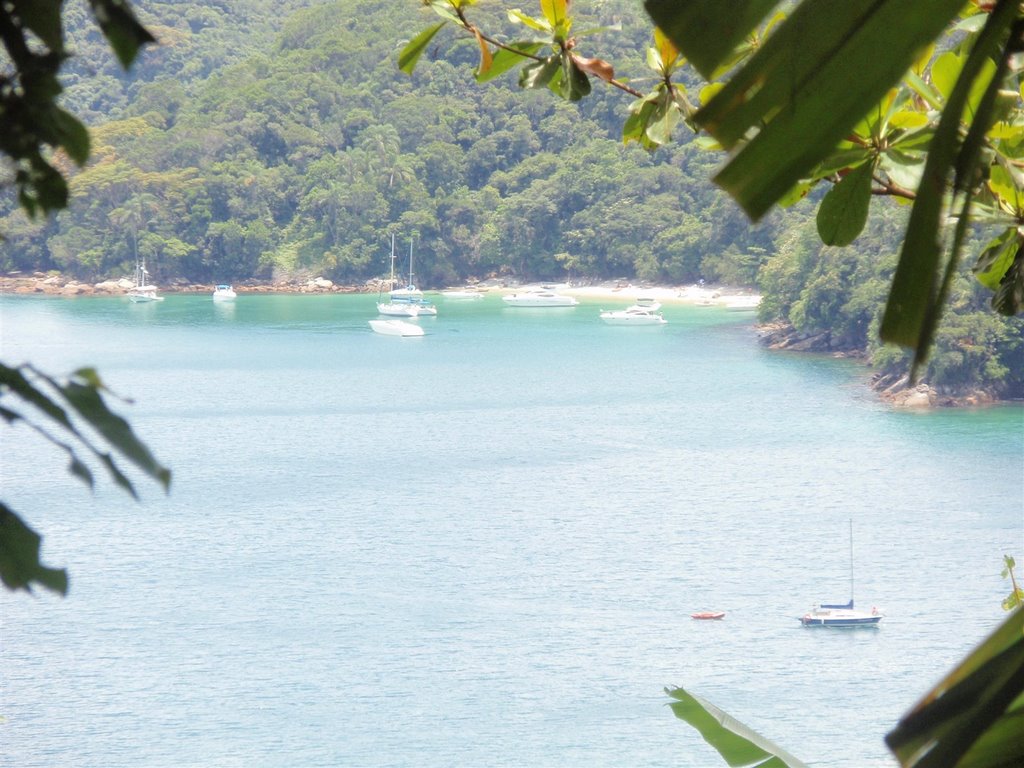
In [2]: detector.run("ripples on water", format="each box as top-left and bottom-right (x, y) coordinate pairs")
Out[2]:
(2, 294), (1022, 767)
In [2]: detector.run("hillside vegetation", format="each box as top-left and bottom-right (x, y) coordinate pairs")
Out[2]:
(2, 0), (1021, 399)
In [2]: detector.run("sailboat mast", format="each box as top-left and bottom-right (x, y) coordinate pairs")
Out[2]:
(408, 235), (415, 288)
(390, 233), (396, 286)
(849, 518), (855, 604)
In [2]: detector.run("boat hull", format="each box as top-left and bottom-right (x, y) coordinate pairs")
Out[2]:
(369, 319), (424, 337)
(691, 612), (725, 620)
(378, 302), (420, 317)
(599, 311), (666, 325)
(800, 608), (882, 627)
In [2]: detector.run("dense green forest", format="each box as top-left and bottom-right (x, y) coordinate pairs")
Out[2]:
(1, 0), (1021, 398)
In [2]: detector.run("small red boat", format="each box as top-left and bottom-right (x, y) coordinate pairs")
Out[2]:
(691, 611), (726, 620)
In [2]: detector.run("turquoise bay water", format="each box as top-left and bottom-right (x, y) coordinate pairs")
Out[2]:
(1, 293), (1022, 767)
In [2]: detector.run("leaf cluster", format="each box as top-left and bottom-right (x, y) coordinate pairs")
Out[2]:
(0, 363), (171, 594)
(0, 0), (154, 217)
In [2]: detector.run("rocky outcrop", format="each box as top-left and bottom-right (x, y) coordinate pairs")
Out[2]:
(756, 321), (863, 358)
(760, 321), (1004, 408)
(872, 373), (998, 409)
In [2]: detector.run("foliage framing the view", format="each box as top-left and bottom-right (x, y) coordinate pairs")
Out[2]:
(0, 0), (155, 217)
(403, 0), (1024, 377)
(1, 0), (166, 594)
(0, 363), (171, 594)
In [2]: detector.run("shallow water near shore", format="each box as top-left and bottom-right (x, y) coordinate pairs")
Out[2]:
(2, 292), (1022, 768)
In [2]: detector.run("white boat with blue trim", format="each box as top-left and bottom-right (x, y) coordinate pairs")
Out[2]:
(212, 284), (237, 301)
(800, 521), (882, 627)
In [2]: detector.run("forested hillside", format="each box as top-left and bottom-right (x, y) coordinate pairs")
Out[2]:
(2, 0), (1021, 399)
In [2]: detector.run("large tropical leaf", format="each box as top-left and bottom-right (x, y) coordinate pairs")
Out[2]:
(644, 0), (965, 221)
(643, 0), (777, 79)
(885, 609), (1024, 768)
(666, 687), (809, 768)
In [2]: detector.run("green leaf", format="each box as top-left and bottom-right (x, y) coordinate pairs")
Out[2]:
(987, 165), (1024, 216)
(880, 0), (1020, 352)
(0, 363), (73, 430)
(991, 242), (1024, 317)
(666, 687), (809, 767)
(475, 42), (544, 83)
(644, 0), (778, 80)
(0, 503), (69, 595)
(399, 22), (447, 74)
(507, 9), (550, 32)
(932, 51), (963, 103)
(880, 149), (926, 192)
(646, 96), (681, 147)
(519, 55), (560, 91)
(87, 0), (157, 69)
(658, 0), (964, 222)
(816, 161), (874, 246)
(885, 609), (1024, 768)
(558, 55), (590, 102)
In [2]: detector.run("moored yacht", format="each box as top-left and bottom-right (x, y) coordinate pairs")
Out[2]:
(502, 288), (578, 307)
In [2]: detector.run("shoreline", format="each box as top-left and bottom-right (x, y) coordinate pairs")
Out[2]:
(0, 273), (759, 307)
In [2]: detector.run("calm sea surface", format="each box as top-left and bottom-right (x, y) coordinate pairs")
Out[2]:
(1, 293), (1022, 768)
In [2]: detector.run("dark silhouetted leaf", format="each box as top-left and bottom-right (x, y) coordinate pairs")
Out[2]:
(644, 0), (777, 79)
(12, 0), (64, 51)
(885, 609), (1024, 768)
(87, 0), (156, 68)
(881, 1), (1019, 354)
(60, 380), (171, 491)
(648, 0), (963, 221)
(0, 503), (68, 595)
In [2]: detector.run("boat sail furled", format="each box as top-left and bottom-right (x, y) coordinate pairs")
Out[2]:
(127, 256), (163, 303)
(377, 234), (436, 317)
(800, 520), (882, 627)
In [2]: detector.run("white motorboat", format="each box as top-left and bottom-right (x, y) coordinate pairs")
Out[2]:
(800, 521), (882, 627)
(368, 319), (424, 337)
(126, 257), (163, 302)
(441, 289), (485, 300)
(502, 288), (578, 307)
(599, 304), (667, 325)
(724, 295), (761, 311)
(212, 284), (237, 301)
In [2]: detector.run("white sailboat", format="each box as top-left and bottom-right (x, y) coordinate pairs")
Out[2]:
(388, 236), (437, 316)
(377, 234), (430, 317)
(800, 520), (882, 627)
(126, 256), (163, 303)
